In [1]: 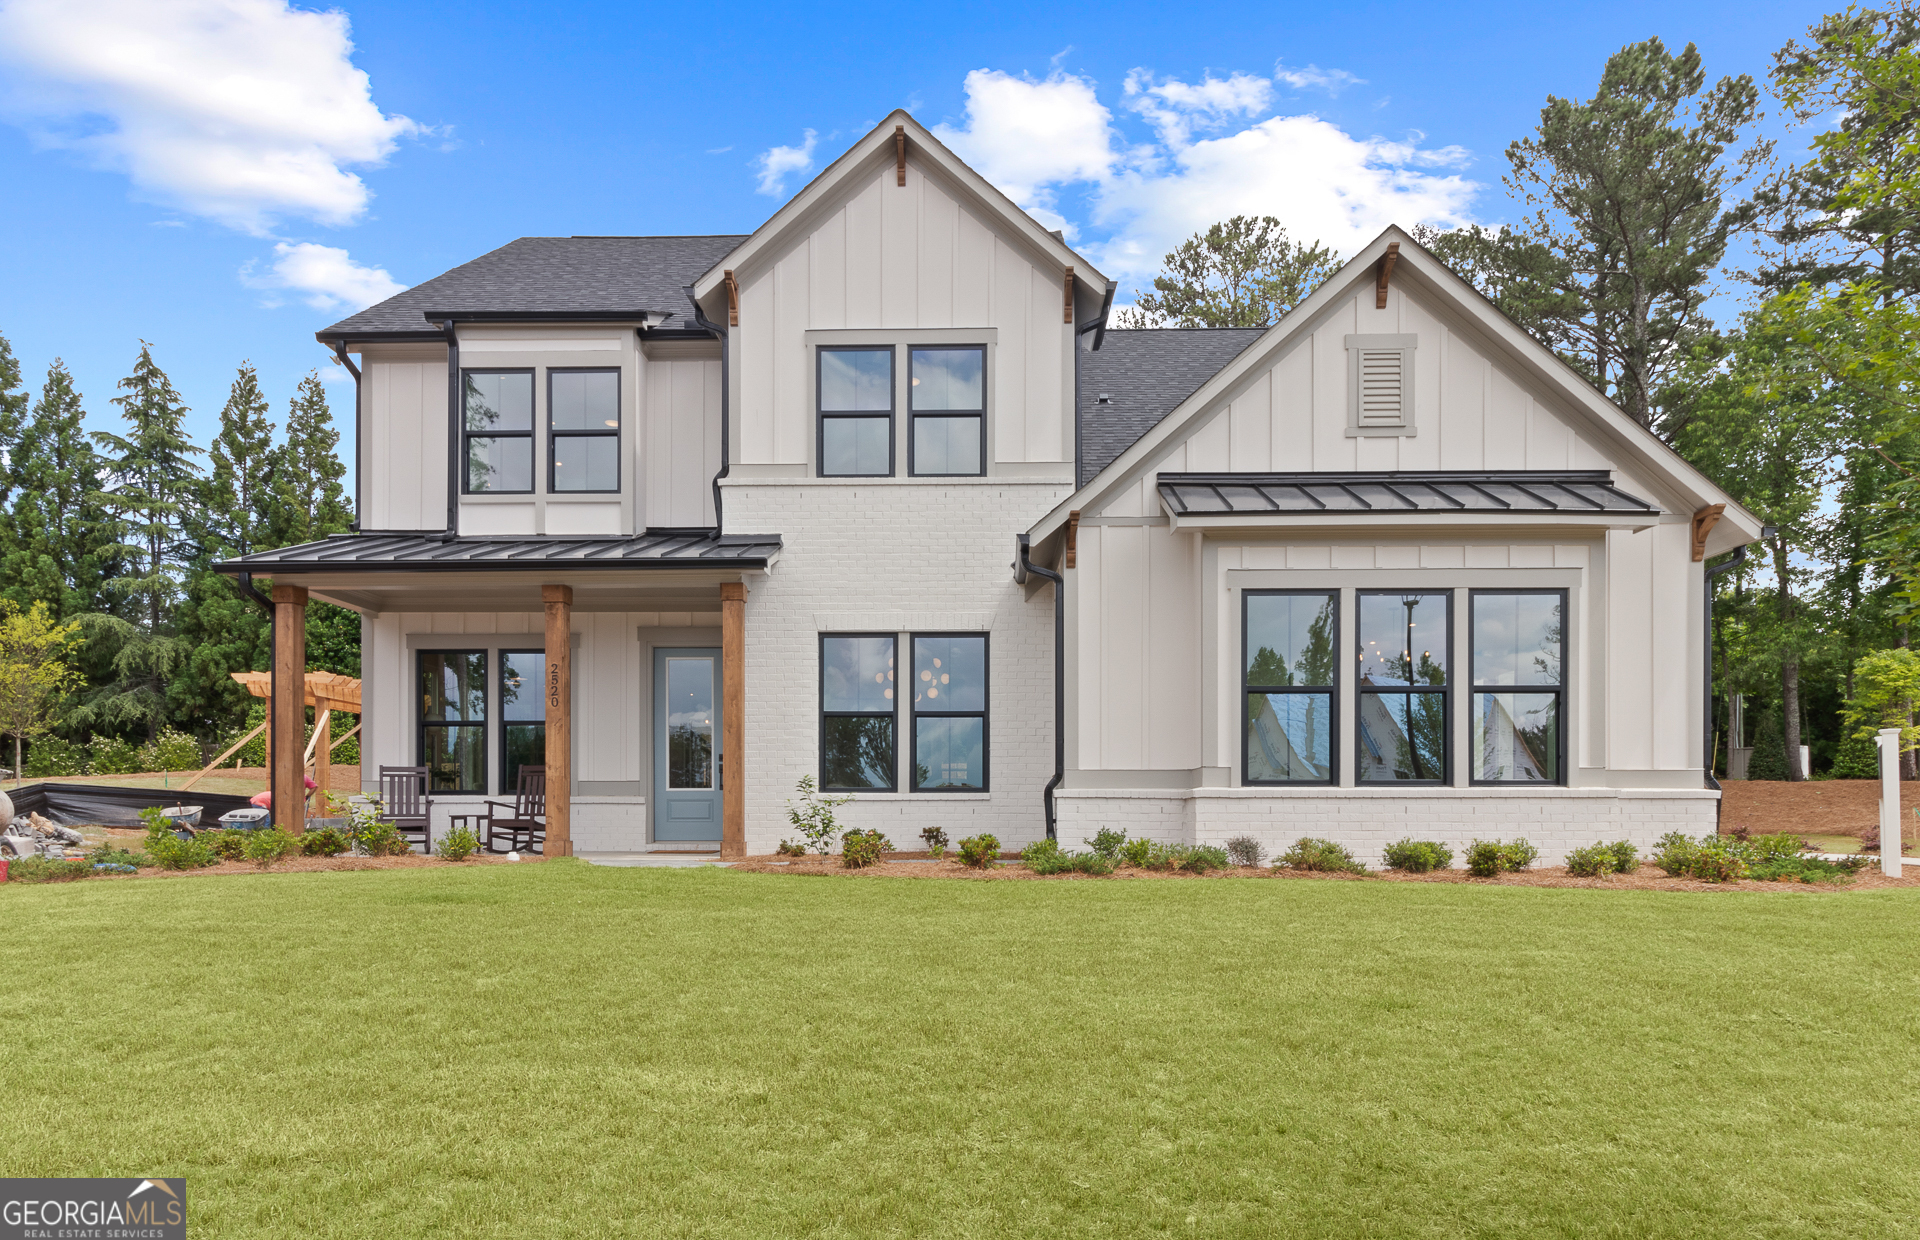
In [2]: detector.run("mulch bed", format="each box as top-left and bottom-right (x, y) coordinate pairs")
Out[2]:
(1718, 778), (1920, 840)
(730, 854), (1920, 892)
(83, 853), (530, 880)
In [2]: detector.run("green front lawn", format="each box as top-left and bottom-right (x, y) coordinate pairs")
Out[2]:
(3, 864), (1917, 1237)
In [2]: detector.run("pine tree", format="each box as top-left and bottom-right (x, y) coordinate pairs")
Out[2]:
(196, 361), (276, 559)
(93, 341), (203, 633)
(0, 360), (122, 618)
(266, 371), (352, 549)
(0, 331), (30, 513)
(1746, 706), (1790, 780)
(1112, 217), (1340, 329)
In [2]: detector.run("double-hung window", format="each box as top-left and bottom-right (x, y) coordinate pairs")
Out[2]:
(820, 635), (896, 789)
(909, 347), (985, 476)
(462, 371), (534, 493)
(1470, 591), (1565, 784)
(818, 347), (893, 476)
(911, 634), (986, 790)
(549, 369), (619, 492)
(420, 651), (487, 792)
(1355, 592), (1451, 783)
(499, 650), (545, 793)
(1243, 592), (1337, 784)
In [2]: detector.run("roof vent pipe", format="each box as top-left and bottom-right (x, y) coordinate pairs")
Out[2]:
(1015, 533), (1064, 841)
(685, 286), (730, 533)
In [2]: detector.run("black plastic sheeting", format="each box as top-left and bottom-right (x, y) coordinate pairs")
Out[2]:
(6, 782), (258, 828)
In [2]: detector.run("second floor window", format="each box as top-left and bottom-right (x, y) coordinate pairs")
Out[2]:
(549, 369), (620, 492)
(910, 347), (985, 476)
(463, 371), (533, 493)
(818, 347), (893, 476)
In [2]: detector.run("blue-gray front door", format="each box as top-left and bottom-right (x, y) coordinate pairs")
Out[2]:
(654, 648), (722, 841)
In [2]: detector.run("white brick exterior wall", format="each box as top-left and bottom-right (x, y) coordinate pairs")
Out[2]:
(728, 477), (1072, 855)
(1055, 787), (1718, 868)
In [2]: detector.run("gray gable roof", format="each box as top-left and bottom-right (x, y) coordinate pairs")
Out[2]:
(1078, 328), (1267, 485)
(317, 235), (749, 340)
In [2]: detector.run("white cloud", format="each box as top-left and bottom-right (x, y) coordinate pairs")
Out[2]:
(1275, 63), (1365, 95)
(929, 66), (1479, 290)
(0, 0), (421, 234)
(243, 241), (405, 311)
(754, 129), (816, 196)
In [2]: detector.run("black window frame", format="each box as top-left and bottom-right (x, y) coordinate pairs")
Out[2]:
(816, 345), (896, 478)
(546, 367), (621, 495)
(498, 648), (546, 796)
(907, 345), (987, 478)
(1241, 589), (1340, 787)
(818, 632), (898, 792)
(1354, 589), (1454, 786)
(418, 648), (489, 794)
(460, 368), (535, 495)
(1468, 588), (1568, 787)
(909, 631), (989, 793)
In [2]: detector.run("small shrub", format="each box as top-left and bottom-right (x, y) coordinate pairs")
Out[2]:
(143, 831), (217, 871)
(242, 827), (298, 869)
(1605, 840), (1639, 873)
(1068, 851), (1115, 876)
(138, 728), (202, 772)
(1744, 832), (1804, 862)
(785, 775), (851, 855)
(1224, 835), (1265, 867)
(1278, 837), (1366, 874)
(1021, 838), (1068, 874)
(23, 736), (84, 778)
(204, 829), (248, 861)
(775, 839), (806, 857)
(1180, 844), (1231, 874)
(841, 828), (892, 869)
(435, 824), (480, 862)
(90, 843), (148, 870)
(920, 826), (949, 855)
(346, 797), (413, 856)
(1652, 831), (1697, 876)
(1085, 827), (1127, 860)
(7, 855), (95, 883)
(1748, 854), (1867, 884)
(1688, 837), (1750, 883)
(1117, 836), (1153, 869)
(1564, 843), (1616, 878)
(89, 736), (142, 775)
(1465, 838), (1537, 878)
(300, 826), (350, 857)
(956, 834), (1000, 868)
(1383, 838), (1453, 873)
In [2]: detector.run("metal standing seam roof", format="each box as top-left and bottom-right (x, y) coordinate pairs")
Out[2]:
(212, 531), (783, 574)
(316, 235), (751, 340)
(1156, 471), (1662, 517)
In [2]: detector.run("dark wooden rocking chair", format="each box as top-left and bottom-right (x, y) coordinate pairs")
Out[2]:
(378, 765), (433, 854)
(482, 766), (547, 855)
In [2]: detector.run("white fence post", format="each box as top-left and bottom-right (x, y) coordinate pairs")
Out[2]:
(1879, 727), (1902, 878)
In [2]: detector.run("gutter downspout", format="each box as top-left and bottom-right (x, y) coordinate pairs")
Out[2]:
(330, 343), (363, 531)
(438, 319), (459, 538)
(1704, 541), (1750, 822)
(1015, 533), (1063, 840)
(234, 571), (277, 824)
(686, 287), (730, 533)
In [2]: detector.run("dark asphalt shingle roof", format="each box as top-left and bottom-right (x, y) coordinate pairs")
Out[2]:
(318, 235), (749, 339)
(214, 530), (783, 572)
(1157, 472), (1661, 517)
(1078, 327), (1267, 485)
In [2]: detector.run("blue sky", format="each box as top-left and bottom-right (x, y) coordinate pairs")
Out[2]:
(0, 0), (1821, 473)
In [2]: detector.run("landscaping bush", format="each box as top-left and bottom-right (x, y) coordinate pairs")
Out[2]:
(1179, 844), (1231, 873)
(6, 855), (95, 882)
(1277, 837), (1366, 874)
(1465, 838), (1537, 878)
(138, 728), (202, 772)
(435, 823), (480, 862)
(89, 737), (142, 775)
(1564, 843), (1617, 878)
(1746, 709), (1789, 780)
(242, 827), (299, 869)
(919, 826), (949, 858)
(1085, 827), (1127, 860)
(301, 826), (350, 857)
(346, 797), (413, 856)
(1747, 854), (1867, 884)
(1117, 836), (1153, 868)
(775, 840), (806, 857)
(90, 843), (148, 871)
(1224, 835), (1265, 867)
(1687, 837), (1750, 883)
(840, 828), (891, 869)
(1652, 831), (1696, 876)
(204, 829), (248, 861)
(143, 830), (217, 870)
(1383, 838), (1452, 872)
(1605, 840), (1639, 873)
(1829, 730), (1878, 779)
(1744, 832), (1805, 862)
(1021, 838), (1069, 873)
(1068, 851), (1116, 876)
(23, 736), (84, 778)
(785, 775), (850, 855)
(956, 834), (1000, 868)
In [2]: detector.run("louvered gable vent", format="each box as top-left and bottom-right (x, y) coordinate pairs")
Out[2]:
(1345, 333), (1417, 437)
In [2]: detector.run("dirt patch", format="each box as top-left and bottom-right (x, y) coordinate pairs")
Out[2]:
(1719, 779), (1920, 847)
(730, 855), (1920, 892)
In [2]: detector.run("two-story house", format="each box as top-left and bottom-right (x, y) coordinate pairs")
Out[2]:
(218, 111), (1760, 864)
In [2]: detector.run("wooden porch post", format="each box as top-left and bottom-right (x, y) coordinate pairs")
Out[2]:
(543, 584), (573, 857)
(313, 709), (332, 811)
(721, 581), (746, 859)
(271, 584), (308, 834)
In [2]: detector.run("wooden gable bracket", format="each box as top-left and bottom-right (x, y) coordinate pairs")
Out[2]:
(723, 269), (739, 327)
(1065, 509), (1082, 568)
(895, 124), (907, 187)
(1691, 503), (1726, 562)
(1064, 266), (1075, 325)
(1375, 242), (1400, 309)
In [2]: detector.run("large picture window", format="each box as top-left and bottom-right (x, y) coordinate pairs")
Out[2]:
(820, 634), (896, 790)
(499, 650), (545, 793)
(462, 371), (533, 493)
(548, 369), (619, 493)
(817, 347), (893, 477)
(1470, 591), (1565, 784)
(911, 633), (987, 791)
(909, 346), (985, 476)
(1356, 592), (1451, 783)
(420, 650), (487, 792)
(1243, 591), (1338, 784)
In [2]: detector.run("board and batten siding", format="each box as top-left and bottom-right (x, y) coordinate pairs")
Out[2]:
(362, 348), (449, 531)
(731, 159), (1073, 468)
(643, 356), (722, 528)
